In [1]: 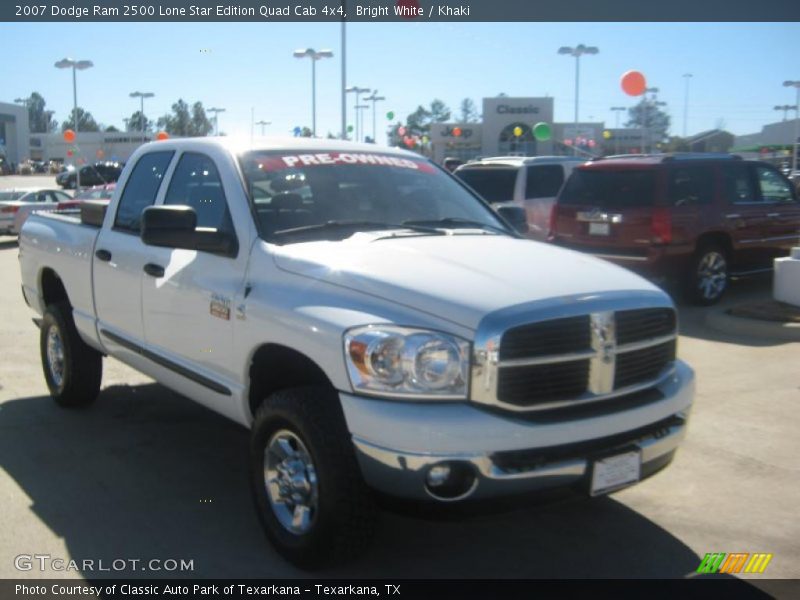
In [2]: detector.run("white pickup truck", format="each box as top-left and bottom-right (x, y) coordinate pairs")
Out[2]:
(19, 138), (694, 568)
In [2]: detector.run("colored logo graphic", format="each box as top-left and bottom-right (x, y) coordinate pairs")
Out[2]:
(697, 553), (773, 574)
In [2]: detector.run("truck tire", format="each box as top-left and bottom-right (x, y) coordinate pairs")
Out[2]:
(685, 244), (728, 306)
(249, 386), (376, 569)
(40, 302), (102, 407)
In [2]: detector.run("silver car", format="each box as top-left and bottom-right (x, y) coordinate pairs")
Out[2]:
(0, 189), (72, 235)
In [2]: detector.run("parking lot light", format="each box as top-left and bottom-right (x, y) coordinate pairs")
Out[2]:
(208, 107), (226, 136)
(294, 48), (334, 137)
(346, 86), (371, 142)
(783, 80), (800, 173)
(129, 91), (155, 137)
(364, 92), (386, 144)
(55, 58), (94, 191)
(558, 44), (599, 128)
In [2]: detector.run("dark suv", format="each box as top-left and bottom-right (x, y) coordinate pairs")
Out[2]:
(56, 161), (123, 189)
(550, 153), (800, 304)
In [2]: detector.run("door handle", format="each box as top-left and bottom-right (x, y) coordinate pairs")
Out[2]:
(724, 213), (741, 219)
(767, 213), (780, 218)
(95, 249), (112, 262)
(143, 263), (165, 278)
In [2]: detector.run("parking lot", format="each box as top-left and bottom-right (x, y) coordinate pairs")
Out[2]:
(0, 175), (798, 582)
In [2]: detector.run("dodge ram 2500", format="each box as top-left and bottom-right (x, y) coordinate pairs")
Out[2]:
(19, 138), (694, 568)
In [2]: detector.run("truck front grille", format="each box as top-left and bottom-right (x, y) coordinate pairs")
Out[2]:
(485, 307), (677, 412)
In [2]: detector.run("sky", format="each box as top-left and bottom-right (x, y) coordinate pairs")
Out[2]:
(1, 21), (798, 145)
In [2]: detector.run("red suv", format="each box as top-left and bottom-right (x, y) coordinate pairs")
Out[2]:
(550, 154), (800, 304)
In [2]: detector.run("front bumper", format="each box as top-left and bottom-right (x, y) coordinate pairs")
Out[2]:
(340, 360), (694, 502)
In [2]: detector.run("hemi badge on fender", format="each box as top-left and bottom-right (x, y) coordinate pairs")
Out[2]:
(210, 294), (231, 321)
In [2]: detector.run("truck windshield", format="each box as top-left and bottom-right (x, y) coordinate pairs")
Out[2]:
(454, 167), (517, 204)
(239, 150), (508, 243)
(559, 169), (656, 208)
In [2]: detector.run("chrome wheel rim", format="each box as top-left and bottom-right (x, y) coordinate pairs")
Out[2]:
(697, 251), (727, 300)
(46, 325), (65, 390)
(263, 429), (318, 535)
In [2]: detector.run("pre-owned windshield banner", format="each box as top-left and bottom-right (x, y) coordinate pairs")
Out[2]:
(3, 0), (798, 22)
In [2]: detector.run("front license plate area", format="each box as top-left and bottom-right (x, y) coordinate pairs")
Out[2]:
(590, 450), (641, 496)
(589, 222), (610, 236)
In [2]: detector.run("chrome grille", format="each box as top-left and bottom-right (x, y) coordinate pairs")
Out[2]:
(474, 304), (677, 412)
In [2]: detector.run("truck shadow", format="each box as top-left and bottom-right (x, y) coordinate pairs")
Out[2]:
(0, 384), (741, 580)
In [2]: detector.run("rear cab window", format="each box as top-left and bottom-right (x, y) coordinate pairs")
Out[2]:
(559, 168), (657, 208)
(113, 151), (174, 232)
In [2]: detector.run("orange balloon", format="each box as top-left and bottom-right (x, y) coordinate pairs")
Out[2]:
(452, 127), (462, 137)
(63, 129), (76, 143)
(621, 71), (646, 96)
(156, 131), (169, 141)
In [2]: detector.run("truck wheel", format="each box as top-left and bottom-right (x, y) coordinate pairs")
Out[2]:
(40, 302), (102, 407)
(249, 387), (376, 569)
(686, 244), (728, 306)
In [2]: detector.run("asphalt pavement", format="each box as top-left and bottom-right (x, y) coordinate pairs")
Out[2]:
(0, 174), (797, 584)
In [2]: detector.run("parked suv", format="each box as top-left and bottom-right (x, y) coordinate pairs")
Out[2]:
(454, 156), (586, 239)
(56, 161), (123, 189)
(550, 153), (800, 304)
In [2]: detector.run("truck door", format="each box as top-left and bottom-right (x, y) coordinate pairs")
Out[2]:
(93, 150), (175, 356)
(140, 151), (248, 401)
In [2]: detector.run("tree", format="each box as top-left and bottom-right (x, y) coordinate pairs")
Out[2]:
(189, 102), (213, 136)
(458, 98), (479, 123)
(388, 99), (452, 147)
(104, 125), (120, 133)
(126, 110), (152, 133)
(157, 99), (192, 136)
(626, 99), (671, 146)
(61, 107), (100, 132)
(24, 92), (58, 133)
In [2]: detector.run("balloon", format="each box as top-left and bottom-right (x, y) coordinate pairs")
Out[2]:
(621, 70), (647, 96)
(588, 139), (596, 148)
(386, 111), (395, 120)
(421, 135), (429, 144)
(533, 122), (551, 141)
(96, 149), (104, 158)
(293, 126), (302, 137)
(513, 126), (523, 137)
(66, 150), (73, 157)
(603, 130), (612, 140)
(452, 127), (462, 137)
(404, 137), (415, 148)
(564, 138), (573, 146)
(63, 129), (76, 143)
(156, 131), (169, 141)
(347, 125), (354, 133)
(398, 126), (407, 136)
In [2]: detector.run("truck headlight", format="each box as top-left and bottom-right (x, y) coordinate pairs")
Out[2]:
(344, 326), (470, 399)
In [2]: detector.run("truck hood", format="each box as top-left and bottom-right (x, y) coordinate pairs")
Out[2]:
(272, 233), (662, 330)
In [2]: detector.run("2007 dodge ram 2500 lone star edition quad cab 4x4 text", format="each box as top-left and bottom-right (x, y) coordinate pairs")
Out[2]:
(19, 138), (694, 568)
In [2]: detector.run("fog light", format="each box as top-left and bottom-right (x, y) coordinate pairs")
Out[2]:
(426, 465), (451, 488)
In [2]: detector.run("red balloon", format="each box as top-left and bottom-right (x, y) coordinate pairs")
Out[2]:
(63, 129), (76, 143)
(66, 150), (73, 157)
(156, 131), (169, 141)
(621, 70), (647, 96)
(452, 127), (462, 137)
(398, 126), (407, 137)
(404, 137), (415, 148)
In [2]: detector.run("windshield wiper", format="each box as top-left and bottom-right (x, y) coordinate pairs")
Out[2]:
(272, 220), (446, 238)
(402, 217), (511, 235)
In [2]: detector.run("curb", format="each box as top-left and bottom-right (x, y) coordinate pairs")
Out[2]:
(705, 309), (800, 342)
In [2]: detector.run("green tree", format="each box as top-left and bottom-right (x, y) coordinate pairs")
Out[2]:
(388, 99), (451, 147)
(626, 99), (671, 146)
(24, 92), (58, 133)
(189, 102), (213, 136)
(61, 107), (100, 132)
(126, 110), (151, 133)
(104, 125), (120, 132)
(157, 99), (192, 136)
(458, 98), (479, 123)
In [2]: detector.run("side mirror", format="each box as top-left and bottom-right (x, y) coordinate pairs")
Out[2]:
(141, 205), (237, 257)
(496, 204), (529, 234)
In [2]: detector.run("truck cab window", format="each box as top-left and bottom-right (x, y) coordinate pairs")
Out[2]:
(113, 151), (174, 232)
(164, 152), (233, 233)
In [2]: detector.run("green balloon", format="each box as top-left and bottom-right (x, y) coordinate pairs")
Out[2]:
(347, 125), (354, 132)
(533, 122), (552, 142)
(386, 111), (395, 120)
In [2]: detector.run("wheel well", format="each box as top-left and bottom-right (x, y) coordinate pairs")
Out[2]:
(695, 232), (732, 258)
(248, 344), (334, 419)
(40, 268), (70, 308)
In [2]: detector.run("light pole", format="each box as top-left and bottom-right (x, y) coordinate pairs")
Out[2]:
(294, 48), (334, 137)
(364, 91), (385, 143)
(682, 73), (693, 137)
(355, 105), (369, 143)
(256, 120), (272, 136)
(610, 106), (625, 154)
(558, 44), (599, 152)
(129, 91), (154, 137)
(774, 105), (797, 121)
(55, 57), (93, 191)
(346, 86), (370, 142)
(208, 107), (225, 136)
(341, 18), (347, 140)
(783, 80), (800, 173)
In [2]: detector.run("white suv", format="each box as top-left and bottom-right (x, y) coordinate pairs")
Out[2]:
(455, 156), (587, 239)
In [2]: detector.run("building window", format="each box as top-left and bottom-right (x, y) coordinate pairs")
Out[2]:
(498, 123), (537, 156)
